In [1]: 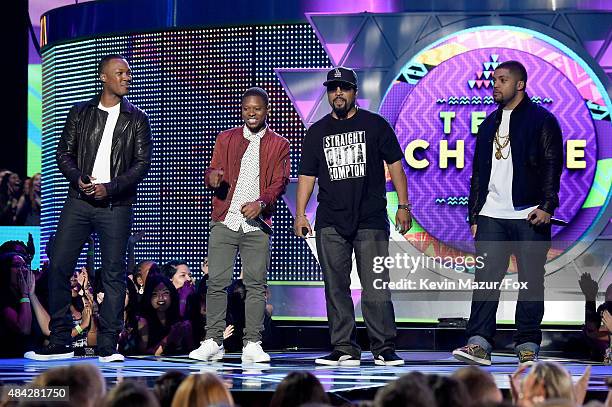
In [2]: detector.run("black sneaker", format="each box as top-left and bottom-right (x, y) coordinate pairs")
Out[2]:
(517, 349), (537, 365)
(24, 344), (74, 361)
(375, 349), (405, 366)
(452, 344), (491, 366)
(315, 350), (360, 366)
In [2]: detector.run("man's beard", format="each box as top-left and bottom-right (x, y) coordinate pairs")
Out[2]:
(332, 98), (355, 118)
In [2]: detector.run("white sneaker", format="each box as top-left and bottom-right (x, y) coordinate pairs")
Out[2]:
(98, 353), (125, 363)
(241, 341), (270, 363)
(189, 339), (224, 361)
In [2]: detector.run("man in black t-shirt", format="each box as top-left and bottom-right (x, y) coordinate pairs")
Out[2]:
(294, 67), (412, 366)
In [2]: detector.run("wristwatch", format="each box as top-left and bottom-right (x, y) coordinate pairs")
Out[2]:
(398, 204), (412, 211)
(258, 201), (266, 210)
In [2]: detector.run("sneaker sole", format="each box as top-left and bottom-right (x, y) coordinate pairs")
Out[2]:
(315, 358), (340, 366)
(314, 358), (360, 366)
(188, 351), (224, 361)
(241, 356), (271, 363)
(99, 355), (125, 363)
(452, 350), (491, 366)
(375, 359), (405, 366)
(24, 351), (74, 361)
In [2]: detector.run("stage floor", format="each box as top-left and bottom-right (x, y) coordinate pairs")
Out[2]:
(0, 351), (609, 397)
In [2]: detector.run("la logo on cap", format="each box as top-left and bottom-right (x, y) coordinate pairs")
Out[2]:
(334, 68), (341, 78)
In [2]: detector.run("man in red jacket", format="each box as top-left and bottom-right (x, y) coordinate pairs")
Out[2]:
(189, 87), (290, 363)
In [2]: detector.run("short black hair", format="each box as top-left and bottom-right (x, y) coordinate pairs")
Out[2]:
(496, 60), (528, 86)
(98, 54), (127, 76)
(161, 259), (189, 279)
(242, 87), (269, 106)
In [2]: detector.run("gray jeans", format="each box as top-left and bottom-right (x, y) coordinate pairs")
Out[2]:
(205, 221), (270, 345)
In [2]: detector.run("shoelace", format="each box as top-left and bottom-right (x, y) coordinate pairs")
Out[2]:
(465, 344), (482, 352)
(519, 350), (535, 359)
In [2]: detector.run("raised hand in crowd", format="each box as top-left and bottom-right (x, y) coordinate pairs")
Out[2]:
(579, 272), (599, 301)
(223, 325), (234, 340)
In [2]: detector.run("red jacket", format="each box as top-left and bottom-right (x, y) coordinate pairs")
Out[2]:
(205, 126), (290, 224)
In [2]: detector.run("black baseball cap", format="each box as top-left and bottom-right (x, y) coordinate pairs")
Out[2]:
(323, 67), (358, 89)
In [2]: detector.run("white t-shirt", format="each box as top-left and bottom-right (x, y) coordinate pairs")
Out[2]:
(91, 102), (121, 184)
(479, 109), (538, 219)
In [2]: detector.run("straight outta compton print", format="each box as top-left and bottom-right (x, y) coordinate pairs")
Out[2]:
(324, 131), (367, 181)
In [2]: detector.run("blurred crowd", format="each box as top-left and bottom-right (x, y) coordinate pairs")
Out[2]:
(0, 232), (273, 359)
(2, 358), (609, 407)
(0, 169), (40, 226)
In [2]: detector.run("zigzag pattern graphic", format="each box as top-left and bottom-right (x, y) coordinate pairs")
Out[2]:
(439, 95), (551, 105)
(435, 196), (469, 206)
(586, 100), (610, 121)
(531, 96), (554, 104)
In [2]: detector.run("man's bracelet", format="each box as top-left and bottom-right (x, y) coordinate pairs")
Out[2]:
(397, 204), (412, 211)
(296, 214), (308, 219)
(75, 325), (84, 334)
(19, 297), (30, 304)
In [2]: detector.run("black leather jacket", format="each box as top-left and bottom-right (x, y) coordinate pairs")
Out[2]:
(468, 95), (563, 225)
(56, 94), (152, 205)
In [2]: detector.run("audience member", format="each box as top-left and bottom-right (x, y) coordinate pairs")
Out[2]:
(118, 278), (141, 355)
(269, 371), (330, 407)
(26, 364), (106, 407)
(510, 362), (576, 407)
(452, 366), (503, 405)
(126, 231), (146, 282)
(68, 268), (98, 351)
(579, 272), (612, 363)
(427, 374), (473, 407)
(373, 372), (436, 407)
(153, 371), (187, 407)
(224, 276), (273, 352)
(0, 170), (40, 226)
(0, 252), (50, 357)
(0, 171), (22, 225)
(171, 373), (234, 407)
(15, 172), (41, 226)
(104, 380), (160, 407)
(137, 274), (194, 355)
(135, 260), (161, 296)
(162, 260), (195, 318)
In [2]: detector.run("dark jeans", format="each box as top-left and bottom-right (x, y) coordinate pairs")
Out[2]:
(48, 197), (132, 355)
(316, 227), (397, 358)
(466, 215), (551, 350)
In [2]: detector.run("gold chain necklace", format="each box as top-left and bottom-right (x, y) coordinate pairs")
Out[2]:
(494, 128), (510, 160)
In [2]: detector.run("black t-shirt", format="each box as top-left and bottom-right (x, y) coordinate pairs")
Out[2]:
(299, 108), (404, 237)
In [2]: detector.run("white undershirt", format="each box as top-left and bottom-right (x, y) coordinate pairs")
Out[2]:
(479, 109), (537, 219)
(91, 102), (121, 184)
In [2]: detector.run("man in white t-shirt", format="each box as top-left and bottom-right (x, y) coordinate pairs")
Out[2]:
(453, 60), (563, 366)
(25, 55), (152, 363)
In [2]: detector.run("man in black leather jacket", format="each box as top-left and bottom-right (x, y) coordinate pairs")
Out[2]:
(453, 60), (563, 366)
(25, 55), (152, 362)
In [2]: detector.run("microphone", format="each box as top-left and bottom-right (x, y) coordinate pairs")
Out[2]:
(550, 218), (568, 227)
(81, 174), (91, 184)
(254, 216), (274, 236)
(302, 227), (309, 236)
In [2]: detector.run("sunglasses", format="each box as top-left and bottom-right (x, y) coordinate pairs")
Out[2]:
(326, 83), (355, 92)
